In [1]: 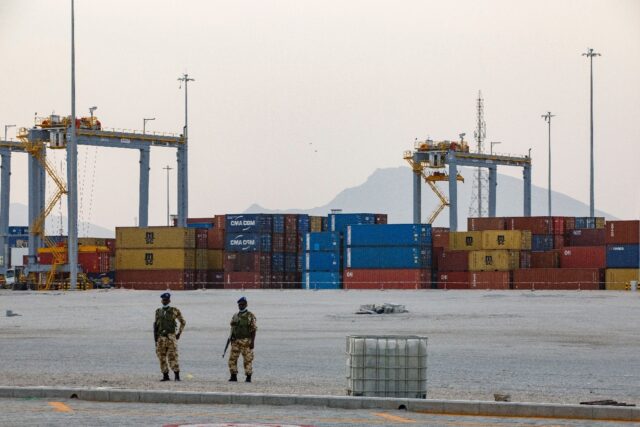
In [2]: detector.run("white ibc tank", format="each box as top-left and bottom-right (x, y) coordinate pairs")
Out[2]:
(346, 335), (427, 399)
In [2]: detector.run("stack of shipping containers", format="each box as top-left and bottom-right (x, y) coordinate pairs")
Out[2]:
(303, 231), (341, 289)
(343, 224), (432, 289)
(7, 226), (29, 270)
(605, 220), (640, 290)
(224, 214), (272, 289)
(115, 226), (196, 290)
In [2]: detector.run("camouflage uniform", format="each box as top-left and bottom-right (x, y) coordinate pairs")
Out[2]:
(154, 306), (186, 374)
(228, 310), (257, 375)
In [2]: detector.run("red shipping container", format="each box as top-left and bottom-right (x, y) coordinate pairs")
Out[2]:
(432, 229), (450, 249)
(605, 220), (640, 244)
(284, 234), (298, 252)
(284, 215), (298, 234)
(553, 235), (565, 249)
(432, 247), (444, 271)
(436, 271), (469, 289)
(566, 229), (605, 246)
(214, 215), (226, 229)
(513, 268), (602, 290)
(105, 238), (116, 255)
(438, 250), (469, 272)
(267, 272), (284, 289)
(563, 217), (576, 233)
(224, 252), (271, 273)
(343, 268), (430, 290)
(467, 217), (505, 231)
(530, 251), (560, 268)
(205, 270), (224, 289)
(115, 269), (193, 290)
(267, 272), (300, 289)
(224, 272), (267, 289)
(519, 251), (531, 268)
(195, 228), (208, 249)
(207, 229), (225, 249)
(469, 271), (511, 290)
(39, 251), (110, 274)
(187, 217), (215, 225)
(272, 233), (284, 252)
(194, 269), (207, 289)
(505, 217), (552, 234)
(374, 214), (388, 225)
(551, 217), (565, 236)
(560, 246), (606, 268)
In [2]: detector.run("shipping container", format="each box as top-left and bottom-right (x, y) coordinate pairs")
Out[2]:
(224, 272), (268, 289)
(566, 229), (605, 247)
(284, 214), (298, 234)
(574, 217), (605, 229)
(214, 215), (225, 229)
(467, 217), (505, 231)
(225, 233), (272, 252)
(304, 271), (341, 290)
(481, 230), (531, 250)
(195, 249), (207, 270)
(10, 247), (28, 268)
(195, 229), (208, 249)
(38, 249), (111, 273)
(207, 229), (225, 249)
(284, 234), (298, 253)
(346, 224), (432, 247)
(305, 232), (341, 252)
(562, 217), (576, 233)
(560, 246), (606, 269)
(285, 253), (297, 273)
(605, 269), (640, 290)
(116, 249), (195, 270)
(436, 272), (469, 289)
(531, 235), (554, 252)
(304, 251), (341, 272)
(553, 235), (565, 249)
(271, 253), (285, 272)
(437, 250), (469, 272)
(7, 235), (28, 248)
(519, 250), (531, 268)
(224, 252), (271, 273)
(309, 216), (324, 232)
(272, 214), (285, 233)
(115, 269), (194, 290)
(513, 268), (602, 290)
(468, 250), (520, 272)
(225, 214), (273, 233)
(328, 213), (375, 234)
(606, 244), (640, 268)
(321, 217), (329, 232)
(78, 237), (108, 246)
(297, 215), (310, 234)
(345, 247), (431, 269)
(504, 216), (552, 234)
(187, 222), (213, 229)
(551, 217), (566, 236)
(105, 238), (116, 255)
(187, 217), (215, 225)
(469, 271), (511, 290)
(343, 268), (430, 289)
(449, 231), (482, 251)
(205, 270), (224, 289)
(206, 249), (223, 270)
(605, 220), (640, 244)
(432, 228), (450, 249)
(116, 227), (195, 249)
(374, 214), (388, 225)
(530, 251), (560, 268)
(8, 226), (29, 235)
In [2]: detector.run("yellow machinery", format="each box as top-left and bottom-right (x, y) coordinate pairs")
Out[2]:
(404, 137), (467, 224)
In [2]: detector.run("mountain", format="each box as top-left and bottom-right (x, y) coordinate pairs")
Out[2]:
(7, 203), (114, 237)
(245, 166), (616, 229)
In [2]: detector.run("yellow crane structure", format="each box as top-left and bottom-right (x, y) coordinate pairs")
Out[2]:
(404, 137), (466, 224)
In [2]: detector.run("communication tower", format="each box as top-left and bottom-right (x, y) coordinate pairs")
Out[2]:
(468, 91), (488, 218)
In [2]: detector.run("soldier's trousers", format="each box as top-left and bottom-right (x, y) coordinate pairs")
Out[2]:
(228, 338), (254, 375)
(156, 334), (179, 373)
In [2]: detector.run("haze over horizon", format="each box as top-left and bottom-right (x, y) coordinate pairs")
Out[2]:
(1, 0), (638, 231)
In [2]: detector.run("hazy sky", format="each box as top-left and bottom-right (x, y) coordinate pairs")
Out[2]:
(1, 0), (638, 233)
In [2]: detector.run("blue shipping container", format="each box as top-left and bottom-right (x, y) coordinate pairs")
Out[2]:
(225, 233), (272, 252)
(285, 253), (297, 272)
(321, 217), (329, 232)
(531, 235), (554, 252)
(346, 246), (432, 269)
(7, 235), (29, 248)
(329, 213), (375, 234)
(304, 271), (341, 290)
(9, 226), (29, 235)
(225, 214), (273, 233)
(297, 215), (310, 234)
(304, 251), (341, 272)
(346, 224), (432, 247)
(305, 232), (341, 252)
(187, 223), (213, 229)
(271, 253), (285, 272)
(272, 215), (285, 233)
(606, 244), (640, 268)
(575, 217), (604, 229)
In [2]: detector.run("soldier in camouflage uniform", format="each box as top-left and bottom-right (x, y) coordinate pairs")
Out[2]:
(228, 296), (257, 382)
(154, 292), (186, 381)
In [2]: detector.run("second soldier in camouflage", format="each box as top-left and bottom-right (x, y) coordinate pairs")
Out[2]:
(228, 296), (257, 382)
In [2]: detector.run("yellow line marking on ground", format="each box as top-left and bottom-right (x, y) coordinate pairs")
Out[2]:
(373, 412), (416, 423)
(48, 401), (73, 413)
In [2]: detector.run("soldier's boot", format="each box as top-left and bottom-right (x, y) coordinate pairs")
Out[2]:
(174, 371), (180, 381)
(229, 373), (238, 382)
(245, 374), (252, 383)
(161, 372), (170, 381)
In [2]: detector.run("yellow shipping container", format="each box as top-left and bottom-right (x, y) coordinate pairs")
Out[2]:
(481, 230), (532, 250)
(116, 249), (195, 270)
(469, 250), (520, 271)
(196, 249), (208, 270)
(595, 217), (605, 229)
(79, 237), (108, 246)
(116, 227), (195, 249)
(309, 216), (324, 232)
(207, 249), (224, 270)
(605, 269), (640, 290)
(449, 231), (483, 251)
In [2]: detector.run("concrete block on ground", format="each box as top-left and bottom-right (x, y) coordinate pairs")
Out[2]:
(10, 387), (45, 399)
(230, 393), (264, 405)
(262, 394), (298, 406)
(591, 406), (640, 421)
(294, 395), (330, 407)
(41, 387), (77, 399)
(0, 387), (17, 398)
(407, 399), (445, 413)
(109, 389), (140, 402)
(172, 391), (203, 404)
(199, 392), (232, 405)
(77, 389), (110, 402)
(441, 400), (481, 415)
(327, 396), (360, 409)
(551, 404), (593, 420)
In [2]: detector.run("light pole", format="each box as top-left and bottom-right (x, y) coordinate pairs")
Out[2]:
(143, 117), (155, 135)
(541, 112), (555, 217)
(177, 73), (194, 226)
(68, 0), (79, 290)
(4, 125), (16, 143)
(163, 165), (173, 226)
(489, 141), (501, 155)
(582, 48), (600, 217)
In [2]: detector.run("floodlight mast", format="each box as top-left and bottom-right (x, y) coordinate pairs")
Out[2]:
(541, 112), (555, 217)
(68, 0), (78, 290)
(582, 48), (600, 217)
(177, 74), (194, 227)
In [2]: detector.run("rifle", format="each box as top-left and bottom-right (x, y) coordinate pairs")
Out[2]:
(222, 333), (233, 358)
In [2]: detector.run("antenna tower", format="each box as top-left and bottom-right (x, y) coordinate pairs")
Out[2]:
(468, 91), (488, 218)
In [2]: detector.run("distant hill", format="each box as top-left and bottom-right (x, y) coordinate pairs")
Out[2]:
(245, 166), (615, 229)
(7, 203), (114, 237)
